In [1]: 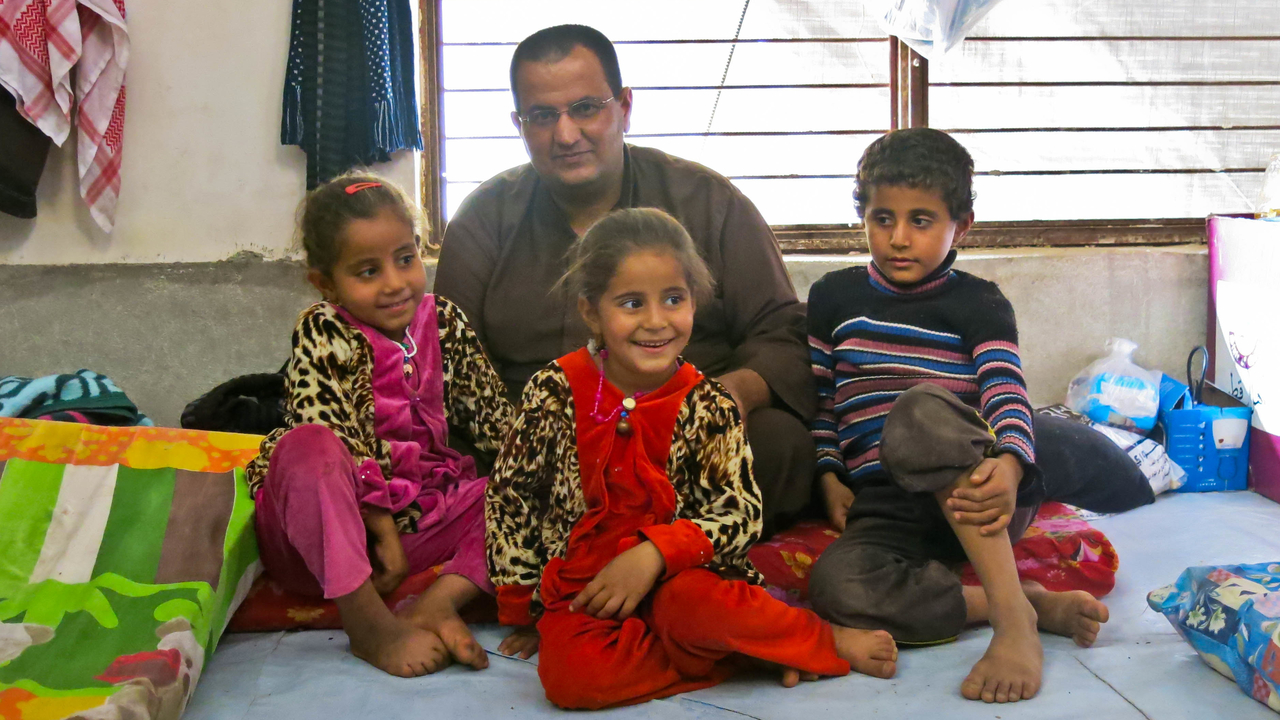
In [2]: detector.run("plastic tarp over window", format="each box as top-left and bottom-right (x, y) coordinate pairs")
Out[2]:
(881, 0), (1008, 60)
(440, 0), (1280, 224)
(929, 0), (1280, 221)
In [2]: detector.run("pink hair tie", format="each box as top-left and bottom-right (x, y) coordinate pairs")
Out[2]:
(345, 181), (382, 194)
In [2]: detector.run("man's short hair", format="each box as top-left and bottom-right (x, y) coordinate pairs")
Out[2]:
(509, 25), (623, 110)
(854, 128), (975, 221)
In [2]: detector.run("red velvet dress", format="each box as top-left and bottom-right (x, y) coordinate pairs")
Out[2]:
(529, 348), (849, 709)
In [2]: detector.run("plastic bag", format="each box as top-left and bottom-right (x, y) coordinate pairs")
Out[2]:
(1257, 152), (1280, 220)
(1066, 338), (1161, 433)
(880, 0), (1009, 60)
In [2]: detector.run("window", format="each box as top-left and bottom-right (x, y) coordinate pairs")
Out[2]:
(437, 0), (892, 226)
(934, 0), (1280, 221)
(425, 1), (1280, 243)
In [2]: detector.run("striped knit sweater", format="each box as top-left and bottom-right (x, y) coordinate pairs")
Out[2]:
(807, 251), (1036, 492)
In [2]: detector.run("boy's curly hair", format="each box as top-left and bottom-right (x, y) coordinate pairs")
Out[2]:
(854, 128), (975, 221)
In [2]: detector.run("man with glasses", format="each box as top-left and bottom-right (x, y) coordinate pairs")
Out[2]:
(436, 24), (814, 536)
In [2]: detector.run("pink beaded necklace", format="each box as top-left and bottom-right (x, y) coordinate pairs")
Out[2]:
(590, 348), (646, 435)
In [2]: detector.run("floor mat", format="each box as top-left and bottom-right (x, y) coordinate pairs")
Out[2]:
(188, 491), (1280, 720)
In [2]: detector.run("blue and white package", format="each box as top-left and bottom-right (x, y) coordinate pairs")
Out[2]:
(1066, 338), (1162, 433)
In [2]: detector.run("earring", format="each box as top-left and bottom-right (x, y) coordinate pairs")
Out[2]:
(588, 335), (606, 357)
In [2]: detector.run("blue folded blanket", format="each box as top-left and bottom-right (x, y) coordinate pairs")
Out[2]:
(0, 369), (152, 426)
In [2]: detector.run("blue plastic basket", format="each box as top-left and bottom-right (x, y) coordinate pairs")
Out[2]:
(1158, 348), (1252, 492)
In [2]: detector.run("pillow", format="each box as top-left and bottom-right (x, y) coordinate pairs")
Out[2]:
(228, 567), (497, 632)
(749, 501), (1119, 605)
(1034, 411), (1156, 514)
(0, 418), (261, 720)
(1148, 563), (1280, 713)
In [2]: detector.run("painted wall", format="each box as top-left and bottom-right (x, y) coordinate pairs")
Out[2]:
(0, 0), (418, 265)
(0, 247), (1208, 427)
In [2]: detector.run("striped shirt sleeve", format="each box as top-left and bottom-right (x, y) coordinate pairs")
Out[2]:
(965, 287), (1036, 466)
(806, 277), (848, 481)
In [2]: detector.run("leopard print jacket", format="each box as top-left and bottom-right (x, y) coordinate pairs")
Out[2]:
(485, 363), (764, 619)
(245, 296), (514, 533)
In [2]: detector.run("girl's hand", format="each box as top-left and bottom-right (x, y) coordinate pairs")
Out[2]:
(946, 454), (1023, 536)
(498, 625), (540, 659)
(363, 509), (409, 595)
(570, 541), (665, 620)
(819, 472), (855, 532)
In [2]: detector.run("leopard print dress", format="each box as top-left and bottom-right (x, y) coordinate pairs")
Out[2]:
(485, 362), (765, 621)
(245, 295), (513, 533)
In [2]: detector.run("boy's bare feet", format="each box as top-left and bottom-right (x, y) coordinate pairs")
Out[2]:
(961, 599), (1042, 703)
(831, 625), (898, 679)
(1023, 581), (1110, 647)
(337, 581), (449, 677)
(398, 578), (489, 670)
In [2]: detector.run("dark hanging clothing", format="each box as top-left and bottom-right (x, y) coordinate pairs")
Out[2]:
(0, 87), (51, 219)
(281, 0), (422, 188)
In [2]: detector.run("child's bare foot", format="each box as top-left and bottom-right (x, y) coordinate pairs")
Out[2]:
(1023, 582), (1110, 647)
(779, 667), (820, 688)
(337, 580), (450, 677)
(961, 600), (1042, 703)
(831, 625), (897, 679)
(348, 617), (449, 677)
(399, 593), (489, 670)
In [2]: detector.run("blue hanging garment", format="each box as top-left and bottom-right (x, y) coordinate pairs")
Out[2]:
(282, 0), (423, 189)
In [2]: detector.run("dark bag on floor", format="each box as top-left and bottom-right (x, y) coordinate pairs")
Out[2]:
(181, 370), (288, 436)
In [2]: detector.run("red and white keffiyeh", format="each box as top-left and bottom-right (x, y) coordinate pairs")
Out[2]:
(0, 0), (128, 232)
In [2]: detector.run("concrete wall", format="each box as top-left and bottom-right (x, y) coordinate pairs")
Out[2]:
(0, 245), (1207, 427)
(0, 0), (417, 265)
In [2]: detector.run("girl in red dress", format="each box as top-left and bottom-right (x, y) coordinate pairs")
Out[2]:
(485, 207), (898, 709)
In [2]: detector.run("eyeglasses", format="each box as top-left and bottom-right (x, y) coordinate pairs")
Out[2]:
(516, 96), (617, 128)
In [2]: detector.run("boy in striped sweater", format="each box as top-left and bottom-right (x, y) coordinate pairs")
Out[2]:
(805, 129), (1109, 704)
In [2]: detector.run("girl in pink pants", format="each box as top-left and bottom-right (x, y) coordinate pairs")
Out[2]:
(244, 173), (513, 677)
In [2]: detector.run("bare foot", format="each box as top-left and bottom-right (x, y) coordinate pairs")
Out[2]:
(348, 618), (449, 677)
(780, 667), (820, 688)
(336, 580), (450, 677)
(1024, 582), (1110, 647)
(399, 593), (489, 670)
(961, 600), (1042, 703)
(831, 625), (898, 679)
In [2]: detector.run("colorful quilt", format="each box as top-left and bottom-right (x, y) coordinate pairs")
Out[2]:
(0, 418), (262, 720)
(1148, 563), (1280, 714)
(749, 501), (1118, 607)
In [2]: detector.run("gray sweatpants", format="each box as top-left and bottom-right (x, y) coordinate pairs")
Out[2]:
(809, 384), (1038, 645)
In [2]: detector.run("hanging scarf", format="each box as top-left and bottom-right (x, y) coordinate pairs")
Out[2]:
(281, 0), (422, 189)
(0, 0), (128, 231)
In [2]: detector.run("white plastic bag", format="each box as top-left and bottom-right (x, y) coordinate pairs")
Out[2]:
(1088, 422), (1187, 494)
(1257, 153), (1280, 219)
(1066, 338), (1161, 433)
(880, 0), (1009, 60)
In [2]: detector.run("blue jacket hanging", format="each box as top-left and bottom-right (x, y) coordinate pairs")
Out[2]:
(281, 0), (423, 189)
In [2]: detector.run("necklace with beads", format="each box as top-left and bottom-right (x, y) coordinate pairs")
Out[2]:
(590, 348), (645, 435)
(399, 333), (418, 379)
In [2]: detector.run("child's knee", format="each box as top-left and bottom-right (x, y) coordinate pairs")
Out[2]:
(810, 543), (965, 645)
(267, 424), (356, 492)
(880, 384), (993, 495)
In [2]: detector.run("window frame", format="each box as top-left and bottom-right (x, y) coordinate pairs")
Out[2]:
(420, 2), (1219, 252)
